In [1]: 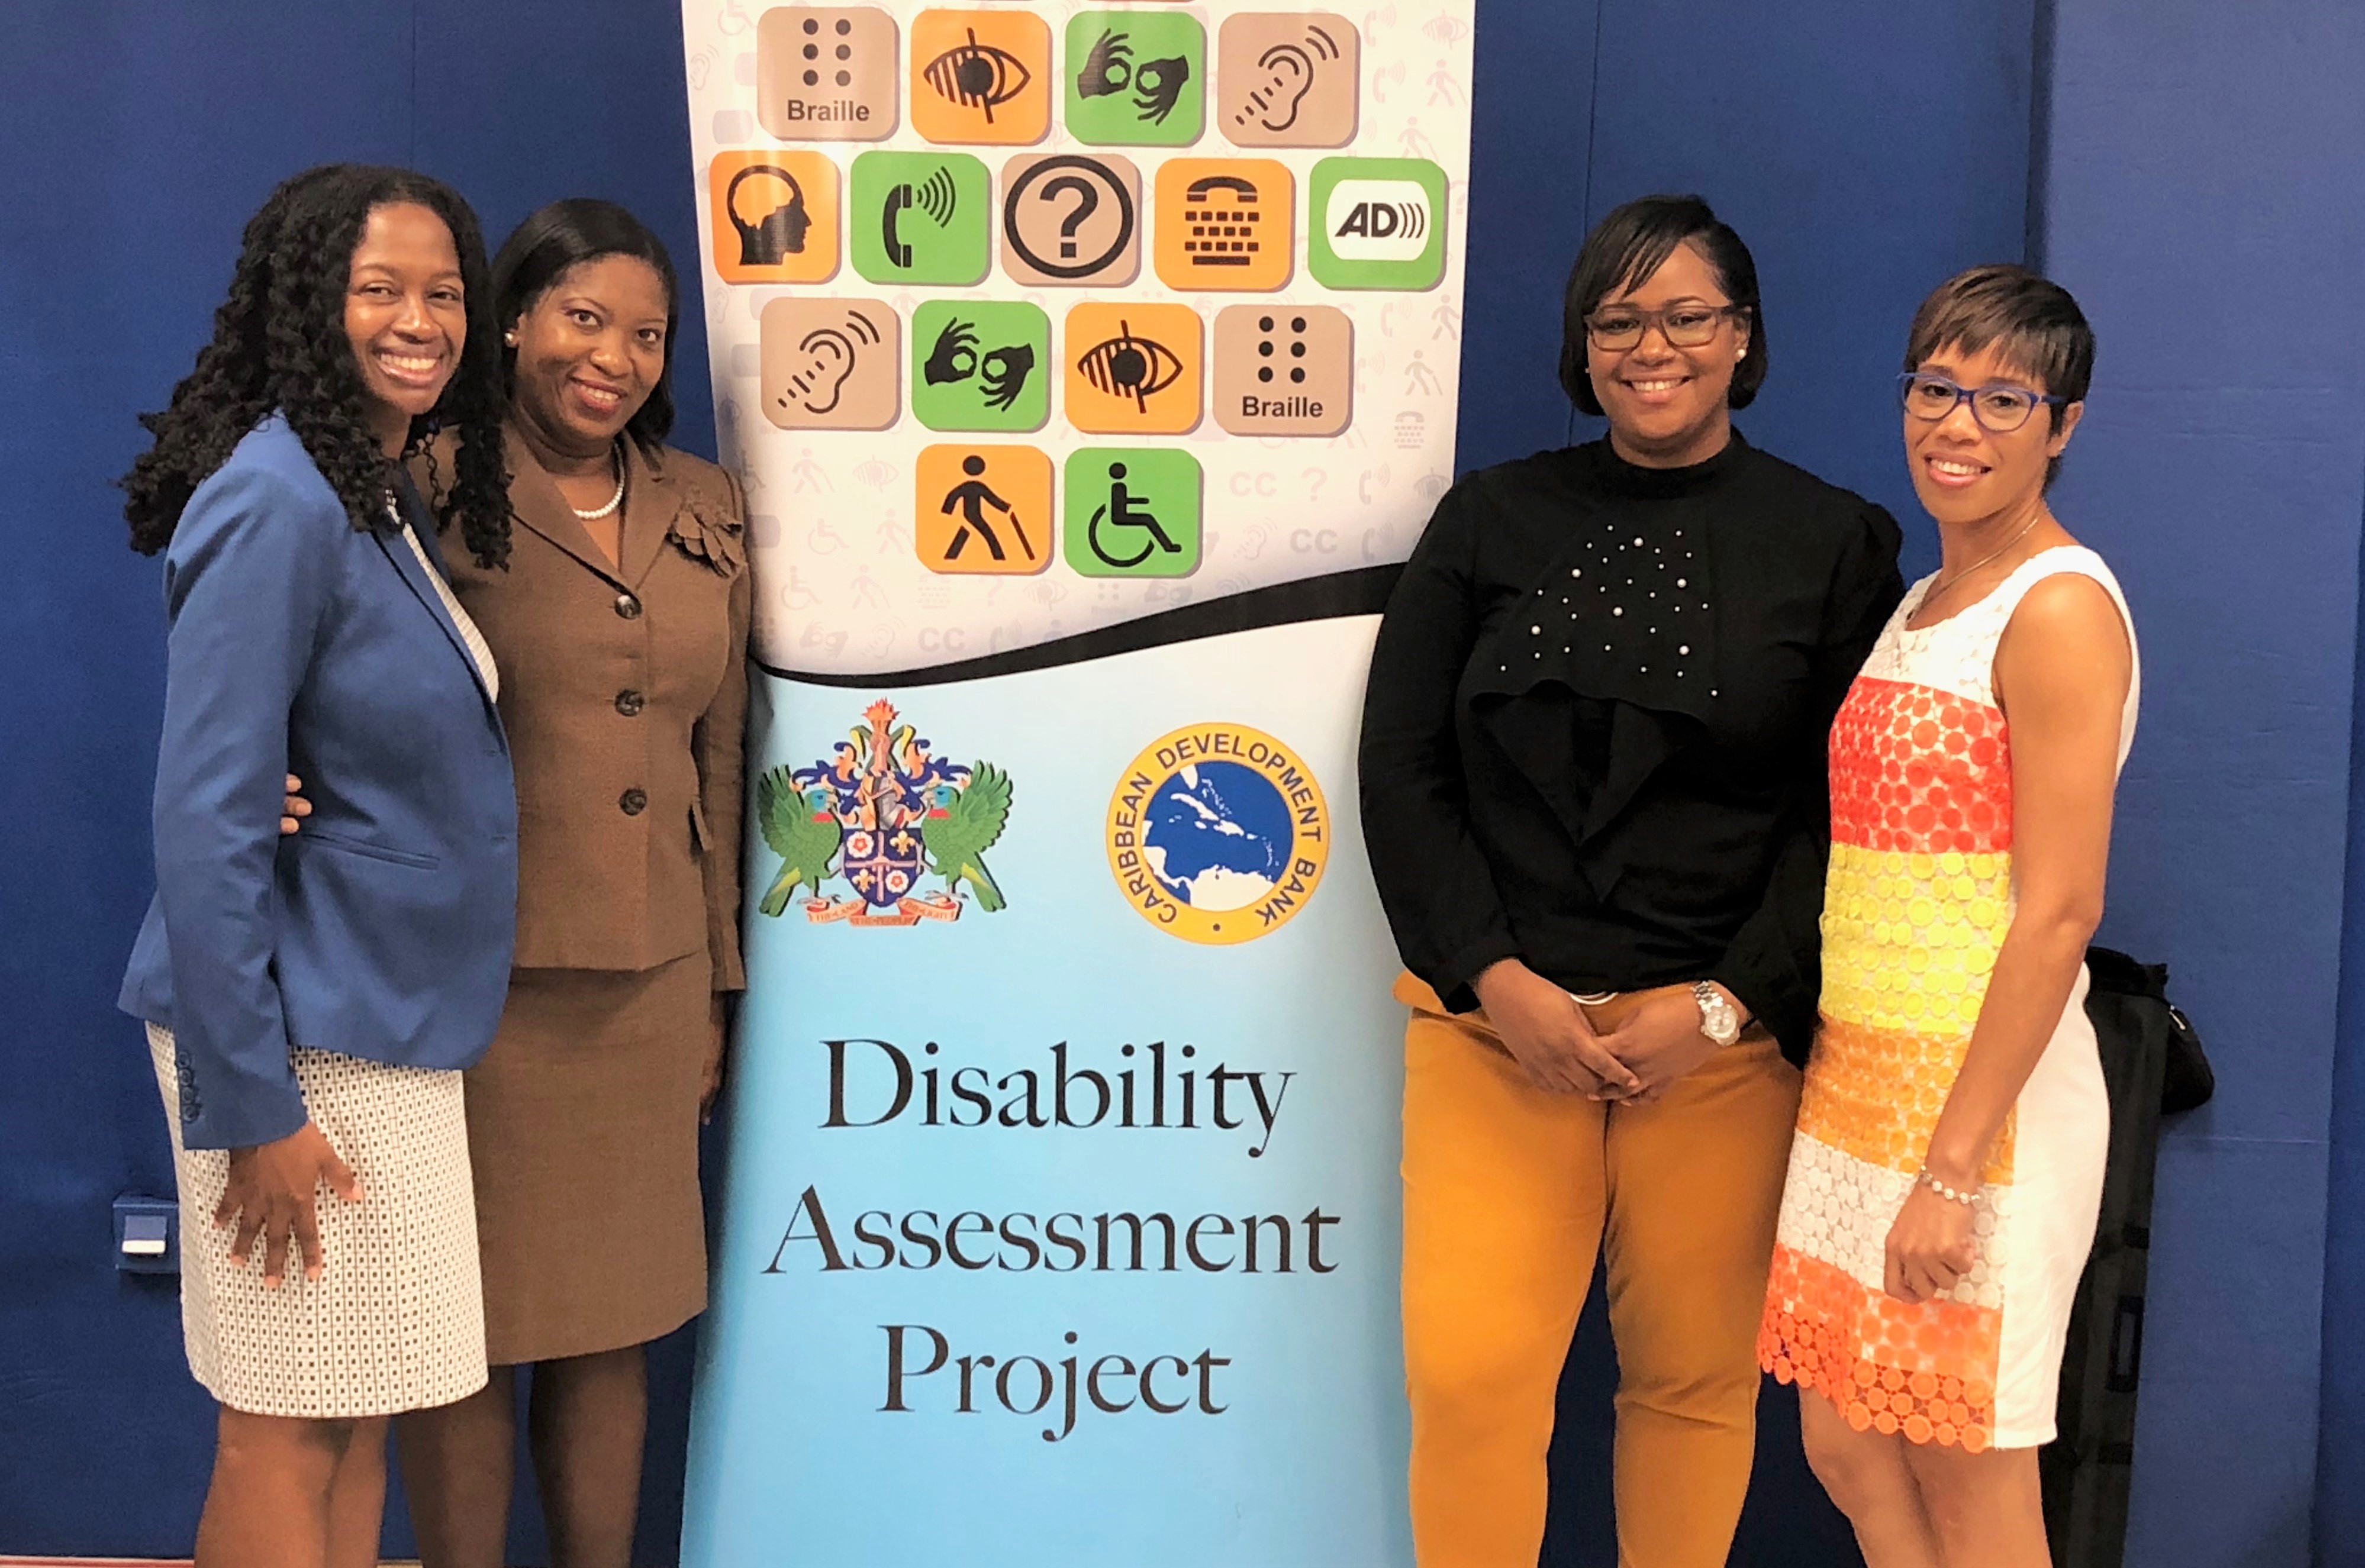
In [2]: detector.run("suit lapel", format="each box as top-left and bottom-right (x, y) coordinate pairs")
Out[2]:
(617, 437), (683, 590)
(505, 427), (625, 582)
(376, 510), (495, 711)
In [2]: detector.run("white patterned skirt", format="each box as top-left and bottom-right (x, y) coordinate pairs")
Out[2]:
(147, 1024), (488, 1418)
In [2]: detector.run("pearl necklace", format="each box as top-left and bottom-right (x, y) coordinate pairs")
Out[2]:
(570, 453), (626, 521)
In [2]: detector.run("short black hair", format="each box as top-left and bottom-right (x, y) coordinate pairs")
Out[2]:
(122, 163), (511, 564)
(490, 198), (682, 454)
(1905, 264), (2095, 487)
(1558, 193), (1765, 415)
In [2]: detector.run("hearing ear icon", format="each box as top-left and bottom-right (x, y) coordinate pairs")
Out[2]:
(726, 163), (812, 267)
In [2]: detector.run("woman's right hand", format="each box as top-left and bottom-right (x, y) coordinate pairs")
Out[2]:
(280, 773), (311, 835)
(216, 1121), (363, 1287)
(1471, 959), (1643, 1099)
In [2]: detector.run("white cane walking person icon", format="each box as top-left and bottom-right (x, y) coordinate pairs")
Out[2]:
(940, 454), (1035, 562)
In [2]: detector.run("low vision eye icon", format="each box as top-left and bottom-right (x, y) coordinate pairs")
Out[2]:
(1076, 321), (1185, 411)
(727, 163), (811, 266)
(924, 28), (1033, 124)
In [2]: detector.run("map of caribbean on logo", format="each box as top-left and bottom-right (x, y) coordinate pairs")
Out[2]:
(755, 699), (1014, 925)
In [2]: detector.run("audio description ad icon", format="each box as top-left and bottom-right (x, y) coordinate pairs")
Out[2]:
(1309, 156), (1449, 290)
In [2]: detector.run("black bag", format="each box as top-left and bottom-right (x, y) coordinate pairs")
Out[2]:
(2040, 946), (2212, 1567)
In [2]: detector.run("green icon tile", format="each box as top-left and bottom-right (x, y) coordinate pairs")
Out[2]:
(1307, 156), (1449, 291)
(850, 151), (992, 286)
(1065, 11), (1205, 147)
(1064, 447), (1201, 577)
(911, 300), (1051, 433)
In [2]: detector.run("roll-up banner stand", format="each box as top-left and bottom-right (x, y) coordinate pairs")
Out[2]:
(678, 5), (1473, 1560)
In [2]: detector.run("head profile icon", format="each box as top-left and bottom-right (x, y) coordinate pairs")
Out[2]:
(727, 163), (812, 266)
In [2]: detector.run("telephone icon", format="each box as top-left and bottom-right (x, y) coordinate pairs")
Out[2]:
(883, 184), (916, 267)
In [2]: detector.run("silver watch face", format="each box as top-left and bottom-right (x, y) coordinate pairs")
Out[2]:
(1696, 985), (1739, 1044)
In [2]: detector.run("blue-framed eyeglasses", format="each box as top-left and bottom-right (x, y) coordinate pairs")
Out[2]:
(1897, 371), (2064, 434)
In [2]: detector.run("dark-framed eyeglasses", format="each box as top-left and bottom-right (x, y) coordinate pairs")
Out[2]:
(1583, 301), (1748, 352)
(1897, 371), (2064, 434)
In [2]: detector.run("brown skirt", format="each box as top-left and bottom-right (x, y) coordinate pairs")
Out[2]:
(466, 950), (713, 1364)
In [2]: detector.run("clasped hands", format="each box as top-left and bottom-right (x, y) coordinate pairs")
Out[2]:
(1471, 958), (1727, 1107)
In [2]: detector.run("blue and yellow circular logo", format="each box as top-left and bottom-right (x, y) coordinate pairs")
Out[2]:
(1106, 723), (1330, 944)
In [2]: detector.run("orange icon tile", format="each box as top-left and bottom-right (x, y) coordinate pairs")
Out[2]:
(914, 444), (1053, 574)
(709, 150), (839, 285)
(910, 9), (1052, 146)
(1064, 302), (1202, 435)
(1154, 159), (1293, 292)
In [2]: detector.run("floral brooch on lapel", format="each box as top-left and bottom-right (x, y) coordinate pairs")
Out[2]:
(667, 494), (746, 579)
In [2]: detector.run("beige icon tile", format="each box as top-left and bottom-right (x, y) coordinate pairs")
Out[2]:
(999, 153), (1142, 287)
(1217, 13), (1358, 148)
(758, 7), (901, 141)
(761, 298), (901, 430)
(1213, 304), (1352, 436)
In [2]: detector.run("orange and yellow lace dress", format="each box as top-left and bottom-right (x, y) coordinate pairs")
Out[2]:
(1758, 546), (2138, 1451)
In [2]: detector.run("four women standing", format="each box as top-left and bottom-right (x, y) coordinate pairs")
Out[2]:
(121, 160), (2130, 1566)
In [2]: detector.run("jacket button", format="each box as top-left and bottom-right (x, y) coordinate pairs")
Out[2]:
(615, 689), (645, 717)
(620, 788), (648, 816)
(615, 593), (642, 620)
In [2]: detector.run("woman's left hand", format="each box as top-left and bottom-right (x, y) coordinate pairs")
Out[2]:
(1594, 986), (1721, 1105)
(700, 995), (731, 1124)
(1885, 1185), (1979, 1304)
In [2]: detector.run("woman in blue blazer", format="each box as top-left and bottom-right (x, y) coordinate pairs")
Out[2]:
(117, 163), (514, 1568)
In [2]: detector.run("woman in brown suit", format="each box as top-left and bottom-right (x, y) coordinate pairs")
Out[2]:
(392, 199), (749, 1568)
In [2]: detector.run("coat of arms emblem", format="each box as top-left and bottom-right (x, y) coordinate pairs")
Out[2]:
(756, 700), (1014, 925)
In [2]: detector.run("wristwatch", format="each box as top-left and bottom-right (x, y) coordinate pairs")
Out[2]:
(1692, 982), (1742, 1047)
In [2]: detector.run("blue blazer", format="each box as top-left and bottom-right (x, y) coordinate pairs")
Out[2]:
(120, 415), (518, 1150)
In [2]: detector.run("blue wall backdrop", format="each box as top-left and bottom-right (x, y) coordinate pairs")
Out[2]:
(4, 1), (2360, 1562)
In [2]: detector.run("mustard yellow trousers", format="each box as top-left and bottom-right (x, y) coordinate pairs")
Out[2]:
(1397, 974), (1803, 1568)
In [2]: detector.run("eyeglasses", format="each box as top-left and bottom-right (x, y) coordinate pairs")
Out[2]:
(1897, 371), (2064, 434)
(1584, 302), (1747, 352)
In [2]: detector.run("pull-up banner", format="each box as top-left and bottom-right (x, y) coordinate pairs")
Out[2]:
(678, 4), (1473, 1559)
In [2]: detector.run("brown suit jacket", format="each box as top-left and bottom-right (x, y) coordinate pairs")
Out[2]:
(425, 428), (752, 989)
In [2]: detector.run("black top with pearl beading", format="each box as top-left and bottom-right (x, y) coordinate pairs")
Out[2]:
(1358, 431), (1903, 1061)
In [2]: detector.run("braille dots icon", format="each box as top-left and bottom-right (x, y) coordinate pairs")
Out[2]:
(756, 7), (900, 141)
(1213, 304), (1351, 435)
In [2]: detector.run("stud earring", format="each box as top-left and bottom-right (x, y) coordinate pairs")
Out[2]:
(504, 332), (518, 347)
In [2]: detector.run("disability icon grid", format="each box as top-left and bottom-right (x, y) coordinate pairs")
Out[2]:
(687, 1), (1475, 670)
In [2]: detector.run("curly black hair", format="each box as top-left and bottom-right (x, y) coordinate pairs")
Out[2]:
(122, 163), (514, 566)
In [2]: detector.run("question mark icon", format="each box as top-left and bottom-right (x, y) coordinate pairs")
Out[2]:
(1304, 467), (1328, 502)
(1039, 174), (1098, 259)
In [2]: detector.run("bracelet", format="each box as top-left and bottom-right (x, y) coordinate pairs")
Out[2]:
(1916, 1167), (1980, 1207)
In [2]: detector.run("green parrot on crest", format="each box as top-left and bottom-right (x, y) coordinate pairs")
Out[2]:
(921, 762), (1013, 912)
(756, 765), (843, 917)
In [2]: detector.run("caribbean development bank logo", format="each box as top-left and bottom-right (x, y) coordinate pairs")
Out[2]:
(1106, 722), (1329, 944)
(756, 699), (1013, 925)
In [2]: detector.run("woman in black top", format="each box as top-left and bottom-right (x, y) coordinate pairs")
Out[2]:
(1360, 195), (1902, 1568)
